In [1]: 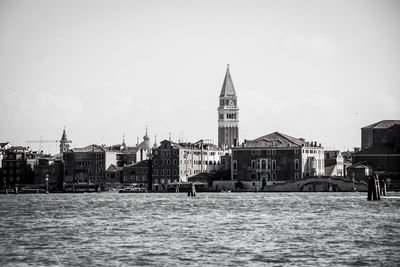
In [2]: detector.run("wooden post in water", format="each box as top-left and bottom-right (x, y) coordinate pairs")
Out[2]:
(45, 174), (49, 194)
(380, 178), (387, 196)
(367, 174), (381, 201)
(188, 183), (196, 197)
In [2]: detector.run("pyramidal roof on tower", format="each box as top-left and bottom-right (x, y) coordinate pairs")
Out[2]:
(220, 64), (237, 97)
(61, 128), (67, 140)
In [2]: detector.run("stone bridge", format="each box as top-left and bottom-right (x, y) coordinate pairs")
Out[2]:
(266, 177), (368, 192)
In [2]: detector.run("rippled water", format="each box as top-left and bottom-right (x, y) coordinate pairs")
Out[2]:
(1, 192), (399, 266)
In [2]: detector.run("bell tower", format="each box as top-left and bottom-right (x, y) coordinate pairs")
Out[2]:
(59, 127), (70, 154)
(218, 64), (239, 148)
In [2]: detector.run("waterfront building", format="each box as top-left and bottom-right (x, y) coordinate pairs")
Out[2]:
(232, 132), (325, 189)
(152, 140), (226, 191)
(354, 120), (400, 189)
(346, 162), (373, 182)
(63, 144), (118, 186)
(1, 146), (36, 187)
(324, 150), (344, 177)
(116, 147), (147, 167)
(33, 156), (64, 192)
(218, 65), (239, 148)
(122, 159), (152, 189)
(105, 164), (123, 189)
(0, 142), (12, 168)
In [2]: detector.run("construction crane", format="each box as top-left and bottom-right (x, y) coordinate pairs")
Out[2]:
(25, 137), (71, 153)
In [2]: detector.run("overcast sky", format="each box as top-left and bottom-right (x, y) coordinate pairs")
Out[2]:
(0, 0), (399, 154)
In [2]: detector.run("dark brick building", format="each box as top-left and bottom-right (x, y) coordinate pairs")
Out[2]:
(354, 120), (400, 189)
(122, 160), (152, 190)
(34, 157), (64, 192)
(1, 146), (36, 187)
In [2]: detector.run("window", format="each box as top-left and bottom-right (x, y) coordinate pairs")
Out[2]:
(272, 173), (276, 180)
(272, 149), (276, 155)
(257, 150), (261, 155)
(166, 159), (170, 165)
(233, 160), (237, 170)
(154, 159), (158, 165)
(251, 150), (255, 155)
(261, 160), (266, 169)
(251, 160), (255, 170)
(154, 150), (158, 155)
(295, 172), (299, 180)
(173, 169), (177, 175)
(160, 169), (164, 176)
(272, 160), (276, 171)
(267, 150), (271, 155)
(295, 159), (299, 170)
(154, 169), (158, 176)
(294, 149), (299, 154)
(173, 159), (177, 165)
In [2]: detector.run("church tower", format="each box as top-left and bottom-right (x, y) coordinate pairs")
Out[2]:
(218, 64), (239, 148)
(59, 127), (70, 154)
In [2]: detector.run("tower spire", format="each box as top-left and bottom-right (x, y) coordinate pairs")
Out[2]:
(220, 64), (236, 97)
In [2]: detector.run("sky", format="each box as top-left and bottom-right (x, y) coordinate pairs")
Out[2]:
(0, 0), (399, 154)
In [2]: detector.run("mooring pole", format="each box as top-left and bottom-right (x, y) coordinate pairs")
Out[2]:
(45, 174), (49, 194)
(368, 174), (381, 201)
(380, 178), (387, 196)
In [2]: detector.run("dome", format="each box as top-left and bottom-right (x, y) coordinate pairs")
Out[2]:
(139, 139), (151, 152)
(138, 129), (151, 152)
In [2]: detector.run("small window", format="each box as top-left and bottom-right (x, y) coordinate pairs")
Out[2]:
(233, 160), (237, 170)
(295, 159), (299, 170)
(267, 150), (271, 155)
(272, 149), (276, 155)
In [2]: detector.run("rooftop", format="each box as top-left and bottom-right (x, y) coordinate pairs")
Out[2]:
(363, 120), (400, 129)
(243, 132), (315, 148)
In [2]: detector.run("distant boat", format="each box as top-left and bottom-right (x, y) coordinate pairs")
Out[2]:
(119, 186), (147, 193)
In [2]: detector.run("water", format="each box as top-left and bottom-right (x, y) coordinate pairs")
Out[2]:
(1, 192), (399, 266)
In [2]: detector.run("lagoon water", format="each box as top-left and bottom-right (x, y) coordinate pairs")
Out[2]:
(1, 192), (400, 266)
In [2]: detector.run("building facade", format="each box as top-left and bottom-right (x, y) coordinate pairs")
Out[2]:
(1, 146), (36, 187)
(218, 65), (239, 148)
(63, 145), (118, 186)
(122, 160), (152, 190)
(34, 157), (64, 192)
(354, 120), (400, 189)
(0, 142), (12, 168)
(324, 150), (344, 177)
(232, 132), (325, 188)
(152, 140), (226, 191)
